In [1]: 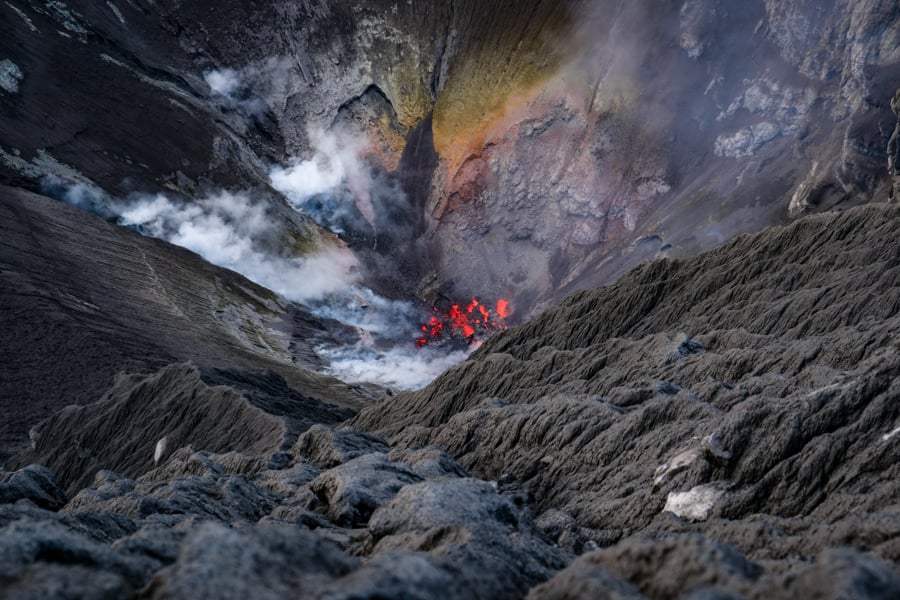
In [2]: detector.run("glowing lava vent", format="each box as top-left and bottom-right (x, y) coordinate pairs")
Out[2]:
(416, 298), (510, 348)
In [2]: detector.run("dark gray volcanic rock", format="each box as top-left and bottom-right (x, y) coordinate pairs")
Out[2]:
(0, 185), (366, 462)
(0, 424), (568, 598)
(0, 465), (66, 511)
(890, 88), (900, 200)
(367, 477), (570, 599)
(308, 453), (423, 527)
(4, 202), (900, 598)
(531, 536), (900, 599)
(352, 202), (900, 592)
(142, 522), (359, 600)
(291, 424), (391, 469)
(2, 1), (900, 598)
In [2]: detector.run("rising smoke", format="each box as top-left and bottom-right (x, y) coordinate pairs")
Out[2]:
(42, 117), (465, 391)
(40, 55), (478, 391)
(270, 127), (378, 235)
(307, 287), (475, 389)
(113, 186), (468, 390)
(114, 191), (360, 303)
(204, 56), (296, 117)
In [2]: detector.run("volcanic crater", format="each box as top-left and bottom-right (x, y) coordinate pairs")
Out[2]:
(1, 1), (900, 598)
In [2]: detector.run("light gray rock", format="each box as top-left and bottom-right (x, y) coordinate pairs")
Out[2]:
(0, 58), (23, 94)
(308, 453), (422, 527)
(291, 425), (390, 469)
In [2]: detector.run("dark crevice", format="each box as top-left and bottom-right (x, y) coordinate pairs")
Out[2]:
(332, 83), (397, 127)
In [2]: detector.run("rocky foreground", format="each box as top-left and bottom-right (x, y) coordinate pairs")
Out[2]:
(1, 201), (899, 598)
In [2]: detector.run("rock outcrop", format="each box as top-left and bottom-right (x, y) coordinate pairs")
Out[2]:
(11, 363), (354, 495)
(1, 425), (567, 598)
(889, 88), (900, 200)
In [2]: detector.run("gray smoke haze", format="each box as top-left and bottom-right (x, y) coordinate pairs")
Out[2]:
(42, 176), (116, 219)
(308, 287), (473, 389)
(321, 344), (472, 390)
(204, 56), (296, 117)
(115, 189), (467, 389)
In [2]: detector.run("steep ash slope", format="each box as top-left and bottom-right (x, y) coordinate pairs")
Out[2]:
(0, 186), (366, 462)
(1, 204), (899, 598)
(11, 364), (355, 495)
(355, 202), (900, 558)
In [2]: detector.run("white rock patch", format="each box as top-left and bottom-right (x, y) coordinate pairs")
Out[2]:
(106, 1), (126, 25)
(663, 484), (724, 521)
(653, 448), (701, 487)
(0, 59), (23, 94)
(703, 433), (732, 463)
(5, 2), (39, 32)
(883, 425), (900, 442)
(154, 436), (169, 464)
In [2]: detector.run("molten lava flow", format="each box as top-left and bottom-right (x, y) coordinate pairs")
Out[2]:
(416, 298), (511, 348)
(496, 299), (510, 319)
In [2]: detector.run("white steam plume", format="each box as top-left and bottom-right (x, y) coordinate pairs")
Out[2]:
(43, 97), (471, 390)
(305, 287), (473, 390)
(204, 68), (241, 97)
(204, 56), (297, 118)
(115, 191), (359, 303)
(270, 127), (377, 234)
(113, 191), (472, 390)
(319, 345), (472, 390)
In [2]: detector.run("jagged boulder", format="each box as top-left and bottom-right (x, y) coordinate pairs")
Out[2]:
(308, 453), (423, 527)
(143, 522), (359, 599)
(368, 478), (570, 598)
(889, 88), (900, 200)
(0, 465), (67, 510)
(0, 518), (157, 597)
(536, 535), (900, 600)
(291, 424), (390, 468)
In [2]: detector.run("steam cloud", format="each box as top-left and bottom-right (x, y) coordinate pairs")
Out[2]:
(203, 56), (296, 117)
(42, 175), (360, 304)
(308, 288), (475, 389)
(320, 345), (472, 390)
(42, 58), (469, 390)
(115, 191), (360, 303)
(44, 149), (467, 390)
(270, 127), (378, 235)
